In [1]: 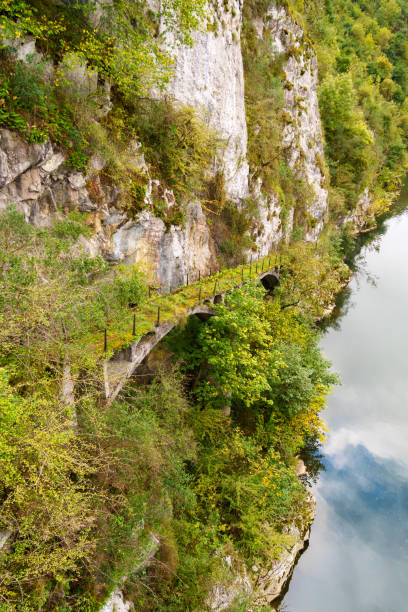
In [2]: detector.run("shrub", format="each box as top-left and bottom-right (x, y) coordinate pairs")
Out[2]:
(0, 52), (89, 168)
(131, 99), (223, 202)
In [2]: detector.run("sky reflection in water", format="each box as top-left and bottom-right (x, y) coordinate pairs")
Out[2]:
(280, 210), (408, 612)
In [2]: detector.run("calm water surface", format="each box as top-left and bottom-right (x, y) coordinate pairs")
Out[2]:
(279, 201), (408, 612)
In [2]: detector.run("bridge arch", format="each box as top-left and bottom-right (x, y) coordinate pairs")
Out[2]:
(104, 266), (281, 403)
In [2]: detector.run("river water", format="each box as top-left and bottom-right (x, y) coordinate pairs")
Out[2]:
(279, 197), (408, 612)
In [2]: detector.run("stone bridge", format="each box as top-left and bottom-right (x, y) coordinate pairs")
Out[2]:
(103, 267), (280, 403)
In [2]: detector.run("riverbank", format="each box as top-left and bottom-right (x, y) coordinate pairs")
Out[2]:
(97, 199), (405, 612)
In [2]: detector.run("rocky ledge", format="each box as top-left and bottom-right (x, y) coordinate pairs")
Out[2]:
(208, 460), (316, 611)
(0, 128), (217, 288)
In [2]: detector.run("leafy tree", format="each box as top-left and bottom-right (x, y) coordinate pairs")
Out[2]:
(0, 0), (207, 99)
(0, 206), (146, 385)
(0, 369), (97, 608)
(319, 74), (375, 205)
(166, 281), (337, 429)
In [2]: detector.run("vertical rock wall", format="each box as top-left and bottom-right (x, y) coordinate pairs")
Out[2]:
(166, 0), (249, 202)
(250, 5), (329, 250)
(0, 1), (331, 285)
(0, 129), (217, 288)
(266, 6), (329, 241)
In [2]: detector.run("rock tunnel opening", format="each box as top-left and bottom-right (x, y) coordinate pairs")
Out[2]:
(260, 272), (280, 293)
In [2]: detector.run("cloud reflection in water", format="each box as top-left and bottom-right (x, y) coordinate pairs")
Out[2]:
(280, 210), (408, 612)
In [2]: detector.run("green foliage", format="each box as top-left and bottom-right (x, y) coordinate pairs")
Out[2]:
(303, 0), (408, 215)
(0, 0), (212, 196)
(167, 283), (336, 417)
(193, 427), (304, 562)
(111, 265), (339, 607)
(0, 0), (67, 48)
(242, 14), (286, 196)
(0, 206), (147, 379)
(242, 6), (317, 236)
(130, 99), (223, 201)
(163, 282), (336, 564)
(213, 198), (257, 266)
(319, 74), (376, 207)
(0, 369), (97, 609)
(280, 239), (350, 318)
(0, 52), (88, 168)
(1, 0), (389, 607)
(244, 0), (274, 19)
(88, 368), (197, 595)
(0, 0), (207, 100)
(243, 0), (408, 225)
(0, 204), (341, 609)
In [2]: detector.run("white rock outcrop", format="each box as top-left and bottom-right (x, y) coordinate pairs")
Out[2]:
(208, 494), (316, 611)
(257, 6), (329, 243)
(166, 0), (249, 201)
(111, 201), (216, 287)
(0, 129), (217, 288)
(0, 530), (12, 554)
(251, 514), (314, 605)
(209, 555), (252, 611)
(344, 187), (376, 232)
(98, 589), (132, 612)
(251, 179), (284, 257)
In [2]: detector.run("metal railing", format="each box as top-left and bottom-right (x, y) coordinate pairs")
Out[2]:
(102, 250), (283, 355)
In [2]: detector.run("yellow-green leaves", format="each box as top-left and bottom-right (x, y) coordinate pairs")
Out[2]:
(0, 369), (97, 607)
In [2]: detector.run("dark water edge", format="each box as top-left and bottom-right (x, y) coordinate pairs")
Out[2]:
(322, 182), (408, 332)
(276, 184), (408, 612)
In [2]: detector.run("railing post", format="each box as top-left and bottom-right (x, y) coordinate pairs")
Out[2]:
(132, 313), (136, 336)
(199, 269), (201, 281)
(148, 286), (151, 298)
(241, 267), (244, 282)
(186, 272), (189, 286)
(61, 320), (67, 342)
(156, 306), (160, 327)
(104, 328), (107, 353)
(198, 287), (202, 302)
(213, 280), (218, 296)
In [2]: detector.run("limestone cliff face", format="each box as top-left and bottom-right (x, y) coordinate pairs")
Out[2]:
(344, 188), (376, 233)
(0, 128), (217, 287)
(251, 181), (285, 258)
(0, 1), (331, 288)
(165, 0), (249, 202)
(208, 491), (316, 611)
(267, 6), (329, 242)
(251, 5), (329, 250)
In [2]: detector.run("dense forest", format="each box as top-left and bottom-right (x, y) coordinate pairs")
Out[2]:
(244, 0), (408, 226)
(1, 0), (408, 610)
